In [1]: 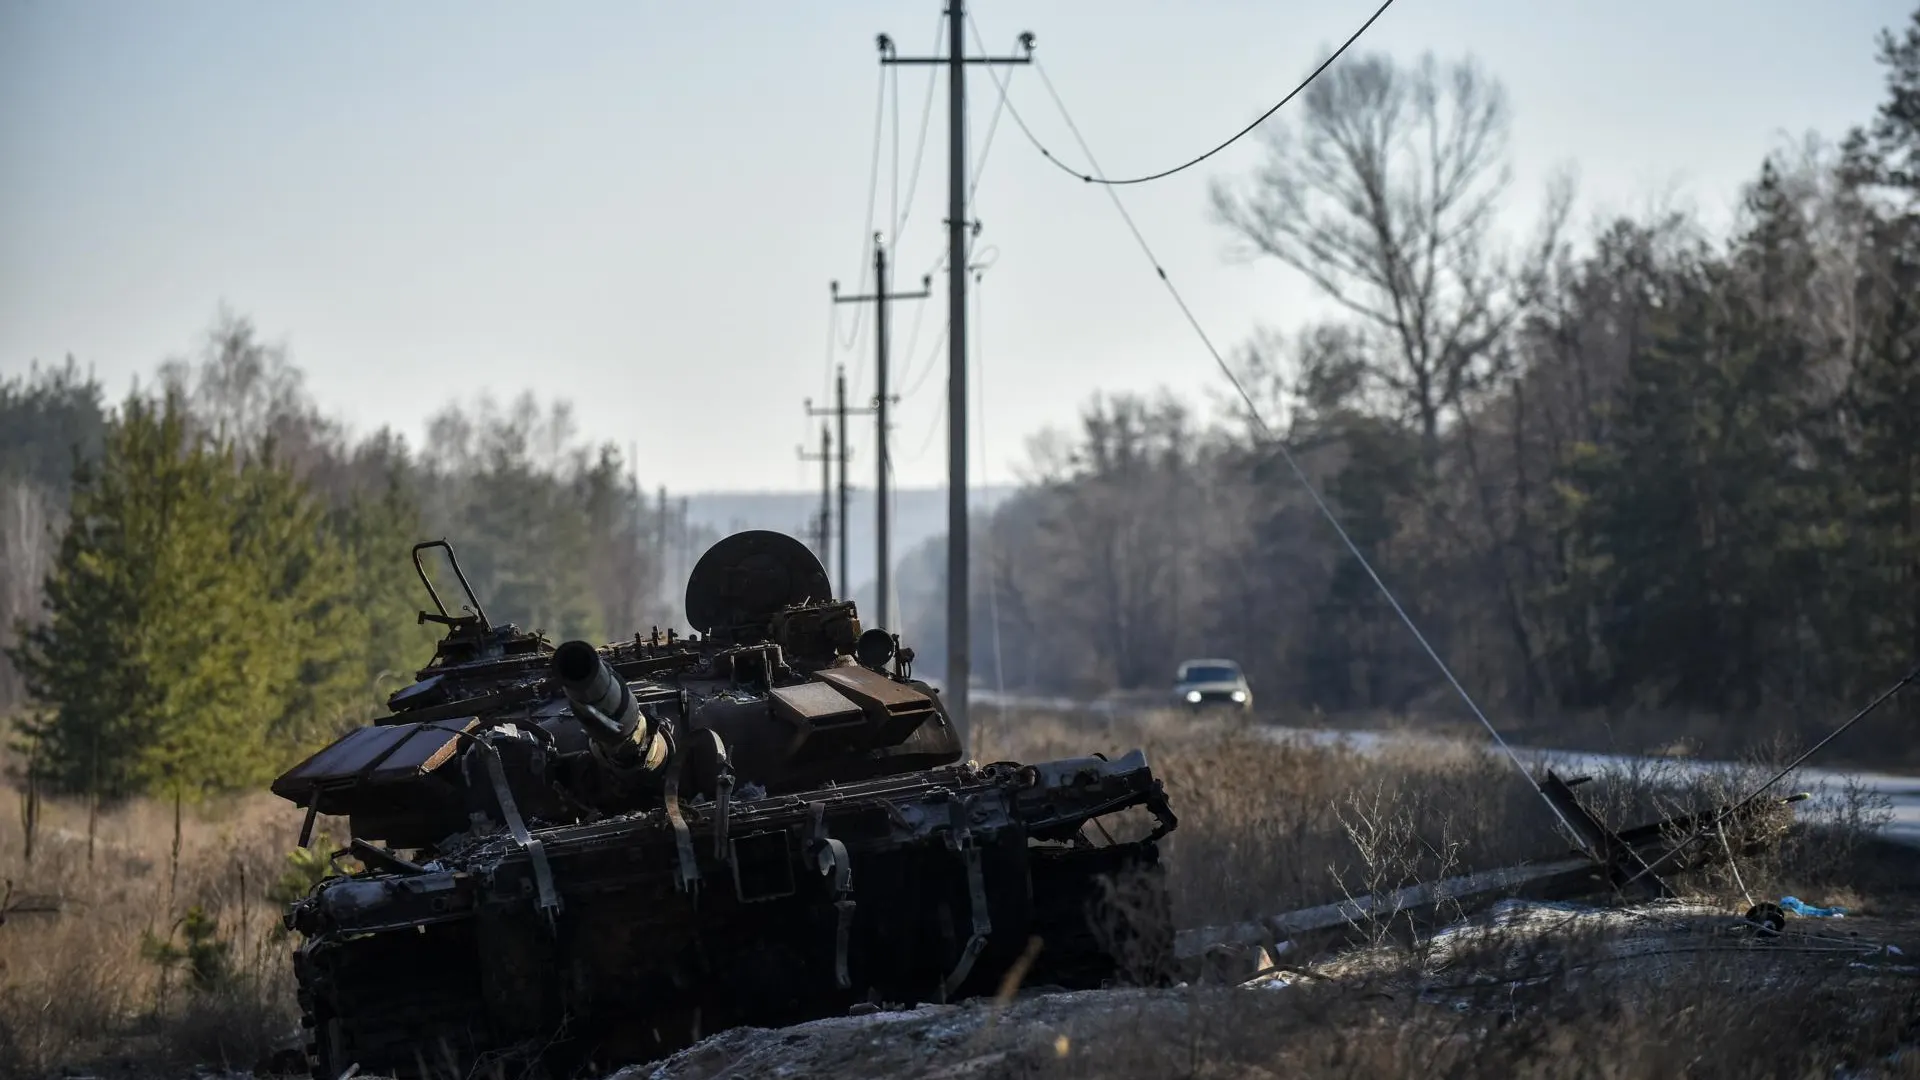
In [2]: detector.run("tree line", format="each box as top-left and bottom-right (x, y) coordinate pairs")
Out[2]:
(6, 8), (1916, 797)
(899, 8), (1920, 740)
(0, 313), (710, 801)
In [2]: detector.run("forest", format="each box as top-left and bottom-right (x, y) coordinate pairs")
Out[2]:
(0, 317), (709, 801)
(894, 7), (1920, 742)
(3, 6), (1918, 801)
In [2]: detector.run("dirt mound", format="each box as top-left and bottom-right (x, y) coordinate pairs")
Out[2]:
(617, 899), (1919, 1080)
(612, 989), (1183, 1080)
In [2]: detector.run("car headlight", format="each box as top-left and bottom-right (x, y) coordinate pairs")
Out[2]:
(1185, 690), (1202, 704)
(1231, 690), (1247, 703)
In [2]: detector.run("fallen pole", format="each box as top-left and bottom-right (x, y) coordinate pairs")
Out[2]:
(1173, 770), (1808, 968)
(1175, 855), (1596, 960)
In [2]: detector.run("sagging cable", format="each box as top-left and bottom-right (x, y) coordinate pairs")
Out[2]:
(999, 56), (1591, 852)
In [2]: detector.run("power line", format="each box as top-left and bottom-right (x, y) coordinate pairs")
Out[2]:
(879, 245), (954, 410)
(842, 283), (877, 406)
(833, 236), (932, 630)
(901, 373), (946, 464)
(901, 319), (950, 402)
(797, 424), (834, 564)
(881, 435), (905, 626)
(899, 248), (991, 403)
(1018, 55), (1590, 851)
(806, 367), (870, 597)
(964, 17), (1018, 206)
(849, 182), (949, 411)
(973, 261), (1008, 716)
(980, 0), (1396, 187)
(890, 48), (901, 250)
(888, 26), (1012, 420)
(819, 295), (838, 421)
(898, 255), (991, 457)
(876, 2), (1032, 752)
(889, 22), (1006, 401)
(890, 45), (1009, 413)
(835, 66), (889, 350)
(822, 242), (897, 418)
(1615, 662), (1920, 894)
(892, 15), (943, 248)
(894, 254), (937, 387)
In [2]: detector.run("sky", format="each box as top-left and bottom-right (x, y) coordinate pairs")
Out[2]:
(1, 0), (1909, 495)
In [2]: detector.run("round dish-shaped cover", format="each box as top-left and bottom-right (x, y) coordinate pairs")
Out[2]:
(685, 530), (834, 633)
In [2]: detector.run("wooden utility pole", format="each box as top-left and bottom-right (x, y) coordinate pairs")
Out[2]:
(676, 495), (691, 619)
(654, 482), (667, 574)
(797, 424), (834, 567)
(878, 5), (1032, 750)
(807, 365), (867, 599)
(654, 483), (669, 631)
(832, 234), (929, 630)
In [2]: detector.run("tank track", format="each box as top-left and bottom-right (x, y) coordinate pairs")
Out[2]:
(292, 846), (1172, 1079)
(286, 756), (1177, 1079)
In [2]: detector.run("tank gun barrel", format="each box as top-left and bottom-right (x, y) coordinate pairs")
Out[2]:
(553, 639), (659, 766)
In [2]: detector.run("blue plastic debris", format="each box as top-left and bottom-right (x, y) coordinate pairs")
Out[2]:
(1780, 896), (1847, 918)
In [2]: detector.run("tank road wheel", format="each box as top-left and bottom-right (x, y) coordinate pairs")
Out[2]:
(293, 952), (335, 1080)
(292, 944), (361, 1080)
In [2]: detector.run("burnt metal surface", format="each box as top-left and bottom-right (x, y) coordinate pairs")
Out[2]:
(273, 530), (1180, 1080)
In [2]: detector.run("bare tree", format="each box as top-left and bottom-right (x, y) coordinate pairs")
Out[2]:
(1210, 51), (1559, 458)
(0, 477), (57, 710)
(996, 394), (1215, 691)
(157, 308), (346, 484)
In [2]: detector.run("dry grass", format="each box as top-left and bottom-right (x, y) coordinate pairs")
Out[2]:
(0, 705), (1904, 1079)
(634, 709), (1916, 1079)
(1344, 698), (1920, 775)
(973, 706), (1891, 932)
(0, 749), (336, 1078)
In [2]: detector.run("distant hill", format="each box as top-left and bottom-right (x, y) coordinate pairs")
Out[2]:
(657, 484), (1017, 627)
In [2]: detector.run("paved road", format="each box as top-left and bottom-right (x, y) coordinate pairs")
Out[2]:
(964, 689), (1920, 848)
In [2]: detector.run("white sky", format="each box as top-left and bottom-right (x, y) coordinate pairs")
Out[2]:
(1, 1), (1908, 494)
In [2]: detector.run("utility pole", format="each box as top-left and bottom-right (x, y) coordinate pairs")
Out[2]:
(878, 5), (1032, 751)
(797, 424), (834, 568)
(654, 483), (668, 632)
(676, 495), (690, 622)
(654, 483), (667, 563)
(807, 366), (866, 599)
(832, 234), (930, 630)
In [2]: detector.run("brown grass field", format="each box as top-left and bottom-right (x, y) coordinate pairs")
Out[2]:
(0, 707), (1912, 1079)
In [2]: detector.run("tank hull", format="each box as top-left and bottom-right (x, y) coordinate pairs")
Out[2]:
(290, 754), (1177, 1079)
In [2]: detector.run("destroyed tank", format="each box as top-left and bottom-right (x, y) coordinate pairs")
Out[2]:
(270, 530), (1178, 1079)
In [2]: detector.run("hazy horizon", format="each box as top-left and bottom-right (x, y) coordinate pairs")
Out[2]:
(4, 0), (1909, 494)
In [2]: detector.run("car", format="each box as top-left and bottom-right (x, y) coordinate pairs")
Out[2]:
(1172, 658), (1253, 712)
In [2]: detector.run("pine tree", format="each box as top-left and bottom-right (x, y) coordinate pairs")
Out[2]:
(1566, 162), (1830, 712)
(1842, 219), (1920, 692)
(9, 390), (239, 797)
(1866, 4), (1920, 191)
(1565, 268), (1723, 707)
(1834, 6), (1920, 700)
(331, 468), (442, 702)
(8, 388), (372, 800)
(231, 438), (366, 750)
